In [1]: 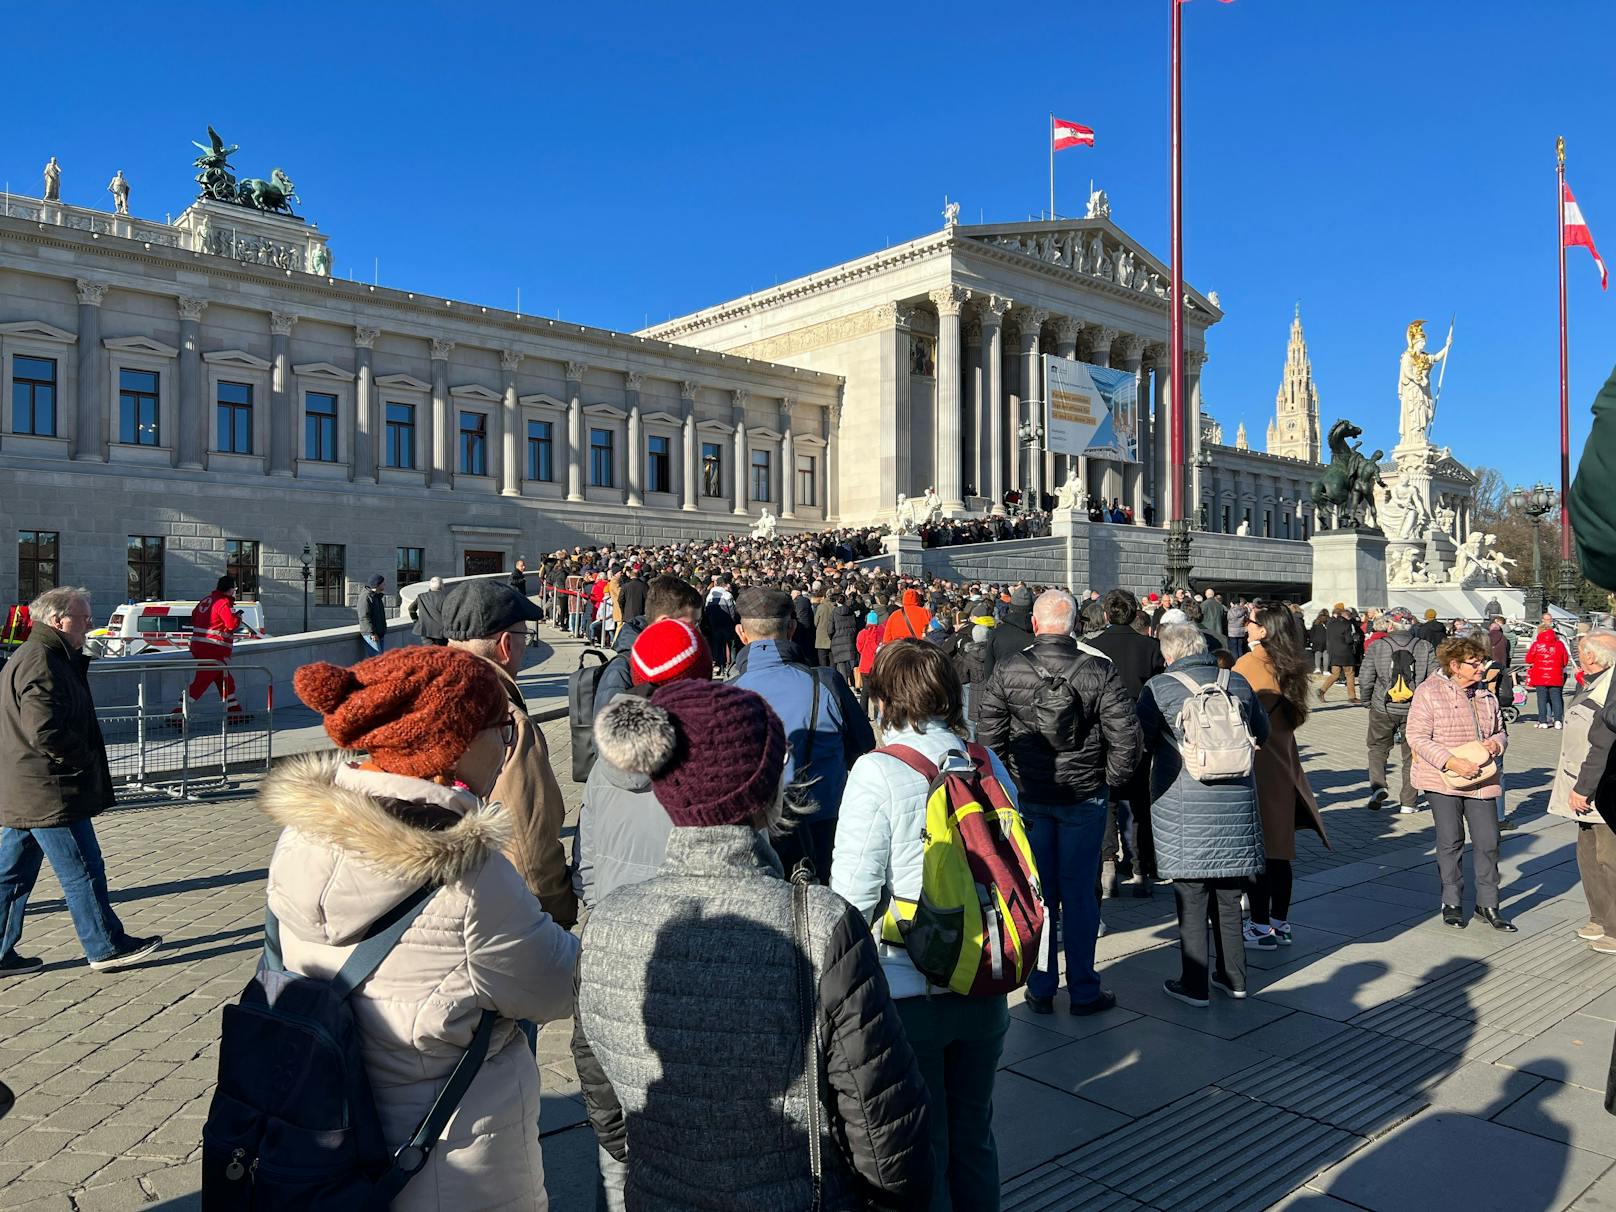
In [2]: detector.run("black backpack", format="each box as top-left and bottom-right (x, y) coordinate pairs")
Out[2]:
(1385, 643), (1418, 716)
(568, 648), (612, 783)
(1027, 650), (1088, 746)
(202, 887), (494, 1211)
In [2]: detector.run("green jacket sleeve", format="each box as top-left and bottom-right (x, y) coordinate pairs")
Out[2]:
(1571, 362), (1616, 590)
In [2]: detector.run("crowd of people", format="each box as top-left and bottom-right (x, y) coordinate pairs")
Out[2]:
(3, 519), (1615, 1208)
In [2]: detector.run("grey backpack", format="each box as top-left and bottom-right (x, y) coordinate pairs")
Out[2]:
(1166, 670), (1255, 782)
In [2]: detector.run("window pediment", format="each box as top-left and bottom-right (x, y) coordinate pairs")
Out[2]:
(203, 348), (273, 370)
(0, 321), (76, 344)
(450, 383), (502, 402)
(104, 335), (178, 358)
(519, 393), (567, 410)
(293, 361), (355, 382)
(375, 373), (431, 392)
(697, 418), (735, 435)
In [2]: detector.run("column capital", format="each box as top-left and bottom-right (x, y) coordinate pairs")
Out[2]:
(875, 302), (920, 330)
(829, 396), (843, 428)
(1053, 315), (1081, 344)
(680, 380), (701, 401)
(354, 326), (380, 349)
(270, 311), (298, 337)
(977, 293), (1014, 323)
(565, 359), (589, 381)
(732, 388), (750, 409)
(75, 279), (107, 307)
(1082, 326), (1119, 358)
(1187, 349), (1209, 369)
(176, 296), (208, 322)
(779, 395), (795, 417)
(431, 338), (457, 362)
(1143, 341), (1169, 363)
(962, 316), (981, 342)
(500, 349), (524, 373)
(1118, 333), (1147, 360)
(1017, 307), (1051, 330)
(624, 370), (644, 391)
(928, 284), (968, 317)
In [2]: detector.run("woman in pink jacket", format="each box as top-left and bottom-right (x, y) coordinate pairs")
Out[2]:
(1407, 635), (1513, 932)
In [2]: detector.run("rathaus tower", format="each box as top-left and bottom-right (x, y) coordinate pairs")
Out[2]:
(1265, 305), (1321, 463)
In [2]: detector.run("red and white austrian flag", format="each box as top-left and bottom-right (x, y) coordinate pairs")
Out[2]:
(1564, 180), (1608, 291)
(1052, 119), (1095, 152)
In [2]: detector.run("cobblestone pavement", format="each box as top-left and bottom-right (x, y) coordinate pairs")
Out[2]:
(3, 635), (1615, 1211)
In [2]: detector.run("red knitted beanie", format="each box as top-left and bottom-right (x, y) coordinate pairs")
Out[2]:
(630, 618), (712, 686)
(294, 647), (506, 779)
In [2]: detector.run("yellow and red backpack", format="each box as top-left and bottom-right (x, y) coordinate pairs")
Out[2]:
(875, 742), (1045, 997)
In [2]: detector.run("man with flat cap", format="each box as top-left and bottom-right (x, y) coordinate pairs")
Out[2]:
(729, 585), (874, 881)
(442, 579), (577, 928)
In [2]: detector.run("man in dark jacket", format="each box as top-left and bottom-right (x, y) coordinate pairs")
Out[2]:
(357, 574), (387, 654)
(1087, 590), (1166, 892)
(1317, 605), (1361, 703)
(593, 576), (703, 723)
(1571, 360), (1616, 590)
(827, 593), (862, 686)
(1200, 589), (1227, 637)
(509, 558), (529, 596)
(408, 576), (448, 645)
(616, 568), (647, 622)
(0, 588), (160, 975)
(1359, 608), (1435, 813)
(984, 585), (1035, 679)
(978, 590), (1139, 1016)
(1417, 609), (1447, 649)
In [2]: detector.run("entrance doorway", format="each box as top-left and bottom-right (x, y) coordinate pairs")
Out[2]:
(464, 550), (505, 577)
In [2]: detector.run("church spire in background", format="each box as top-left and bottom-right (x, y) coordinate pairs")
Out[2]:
(1266, 304), (1321, 462)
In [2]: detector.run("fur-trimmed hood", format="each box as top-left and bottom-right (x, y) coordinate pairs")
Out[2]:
(260, 751), (512, 947)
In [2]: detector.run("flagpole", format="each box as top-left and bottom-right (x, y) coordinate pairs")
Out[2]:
(1049, 113), (1055, 219)
(1558, 135), (1572, 570)
(1169, 0), (1185, 528)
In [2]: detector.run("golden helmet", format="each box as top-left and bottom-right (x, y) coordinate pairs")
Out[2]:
(1407, 319), (1427, 345)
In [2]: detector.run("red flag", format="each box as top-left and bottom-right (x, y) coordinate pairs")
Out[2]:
(1052, 119), (1094, 152)
(1564, 180), (1608, 290)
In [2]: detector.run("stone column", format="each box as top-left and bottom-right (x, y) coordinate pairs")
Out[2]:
(624, 371), (643, 507)
(269, 312), (296, 476)
(500, 351), (523, 496)
(980, 296), (1010, 509)
(929, 285), (967, 514)
(1018, 309), (1049, 502)
(1150, 345), (1171, 522)
(430, 339), (455, 489)
(827, 396), (842, 521)
(780, 397), (796, 519)
(732, 388), (749, 515)
(176, 297), (207, 469)
(73, 280), (106, 462)
(354, 328), (379, 483)
(1117, 335), (1146, 522)
(963, 319), (981, 503)
(680, 380), (700, 511)
(1188, 350), (1207, 514)
(1083, 326), (1118, 505)
(1052, 317), (1080, 489)
(565, 360), (586, 501)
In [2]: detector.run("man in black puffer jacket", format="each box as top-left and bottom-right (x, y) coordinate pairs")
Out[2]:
(978, 589), (1139, 1017)
(983, 585), (1034, 680)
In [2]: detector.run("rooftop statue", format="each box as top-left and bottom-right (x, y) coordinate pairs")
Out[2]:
(1398, 319), (1451, 448)
(43, 157), (61, 203)
(192, 126), (239, 202)
(106, 170), (130, 216)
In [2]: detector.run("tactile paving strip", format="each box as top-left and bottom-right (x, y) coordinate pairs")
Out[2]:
(1216, 1055), (1426, 1136)
(1002, 1164), (1146, 1211)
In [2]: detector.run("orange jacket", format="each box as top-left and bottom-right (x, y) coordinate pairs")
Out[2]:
(883, 589), (931, 644)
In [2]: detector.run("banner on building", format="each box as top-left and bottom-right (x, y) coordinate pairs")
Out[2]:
(1043, 356), (1138, 463)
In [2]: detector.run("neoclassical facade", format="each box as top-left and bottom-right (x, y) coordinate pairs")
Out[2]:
(643, 210), (1221, 526)
(0, 193), (840, 622)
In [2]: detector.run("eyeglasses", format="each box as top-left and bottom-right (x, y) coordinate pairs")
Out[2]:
(1459, 658), (1486, 668)
(499, 712), (518, 752)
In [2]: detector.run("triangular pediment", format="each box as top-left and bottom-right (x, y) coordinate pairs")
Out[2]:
(0, 320), (76, 343)
(519, 392), (566, 410)
(642, 409), (683, 426)
(294, 361), (355, 382)
(584, 403), (627, 420)
(203, 348), (272, 370)
(697, 417), (735, 434)
(375, 373), (431, 392)
(450, 383), (502, 403)
(104, 335), (178, 358)
(956, 217), (1219, 315)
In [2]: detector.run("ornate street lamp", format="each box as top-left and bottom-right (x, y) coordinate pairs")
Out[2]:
(1506, 482), (1556, 622)
(300, 543), (312, 634)
(1018, 419), (1046, 506)
(1192, 450), (1213, 530)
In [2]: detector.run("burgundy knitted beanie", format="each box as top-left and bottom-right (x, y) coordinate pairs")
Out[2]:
(593, 678), (785, 826)
(294, 647), (506, 779)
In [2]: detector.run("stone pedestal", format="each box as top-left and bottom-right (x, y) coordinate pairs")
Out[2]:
(1424, 529), (1458, 583)
(1050, 507), (1085, 539)
(1310, 528), (1389, 610)
(881, 531), (924, 577)
(172, 199), (331, 274)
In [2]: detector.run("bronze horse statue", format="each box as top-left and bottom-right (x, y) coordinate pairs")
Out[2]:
(236, 169), (299, 217)
(1309, 419), (1384, 530)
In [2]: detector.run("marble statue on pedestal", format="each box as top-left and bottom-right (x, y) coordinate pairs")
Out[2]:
(310, 244), (331, 276)
(943, 200), (960, 228)
(106, 170), (129, 215)
(1054, 469), (1082, 512)
(891, 488), (942, 535)
(1086, 188), (1111, 220)
(42, 157), (60, 202)
(1433, 503), (1457, 540)
(1386, 476), (1430, 541)
(750, 508), (777, 541)
(1398, 319), (1451, 448)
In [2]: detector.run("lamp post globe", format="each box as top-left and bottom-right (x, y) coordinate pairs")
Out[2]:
(1510, 483), (1556, 621)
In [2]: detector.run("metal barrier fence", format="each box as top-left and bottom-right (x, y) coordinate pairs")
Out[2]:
(90, 659), (274, 801)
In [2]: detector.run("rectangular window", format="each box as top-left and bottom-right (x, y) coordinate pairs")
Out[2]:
(796, 454), (817, 508)
(12, 355), (57, 436)
(305, 391), (338, 462)
(749, 448), (771, 503)
(385, 402), (416, 469)
(127, 535), (164, 601)
(589, 427), (614, 488)
(225, 539), (260, 601)
(396, 546), (424, 589)
(315, 543), (346, 607)
(17, 530), (58, 603)
(119, 368), (159, 446)
(647, 434), (671, 495)
(702, 441), (723, 498)
(217, 381), (253, 454)
(526, 419), (553, 482)
(459, 410), (487, 476)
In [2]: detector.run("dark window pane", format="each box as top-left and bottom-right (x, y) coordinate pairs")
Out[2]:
(386, 402), (416, 469)
(306, 392), (338, 462)
(459, 411), (487, 476)
(589, 427), (614, 488)
(315, 543), (346, 607)
(396, 546), (424, 588)
(702, 442), (723, 497)
(526, 419), (553, 482)
(119, 369), (160, 446)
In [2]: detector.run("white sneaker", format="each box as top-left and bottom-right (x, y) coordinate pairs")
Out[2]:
(1242, 922), (1278, 951)
(1556, 721), (1564, 730)
(1398, 804), (1419, 815)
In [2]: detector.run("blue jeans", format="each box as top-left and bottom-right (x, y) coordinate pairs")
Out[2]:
(361, 634), (382, 655)
(1023, 795), (1107, 1004)
(1538, 685), (1565, 725)
(0, 818), (127, 963)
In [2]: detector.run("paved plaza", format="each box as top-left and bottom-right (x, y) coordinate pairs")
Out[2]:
(2, 636), (1615, 1210)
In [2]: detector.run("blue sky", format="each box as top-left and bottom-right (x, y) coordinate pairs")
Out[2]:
(4, 1), (1611, 490)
